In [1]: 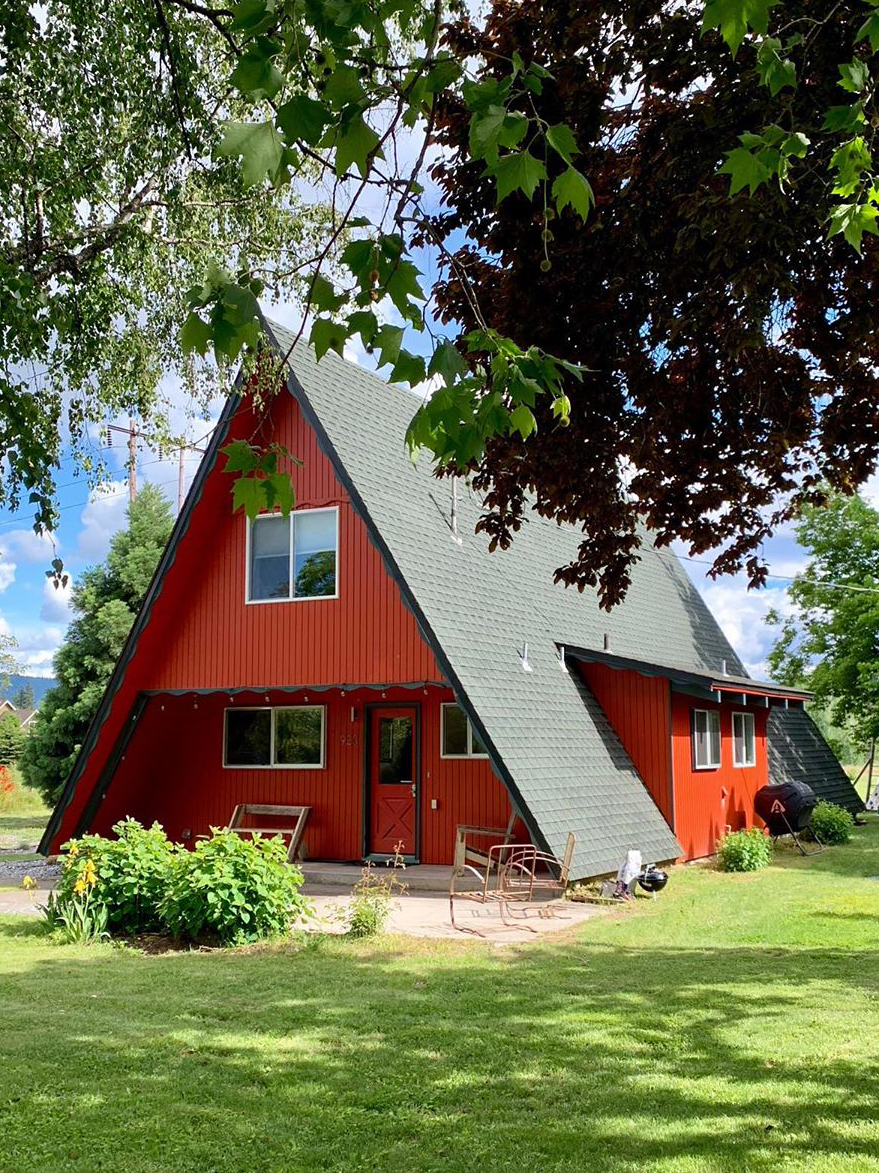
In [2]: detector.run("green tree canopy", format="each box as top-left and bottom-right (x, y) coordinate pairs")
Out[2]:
(1, 0), (327, 538)
(19, 484), (174, 804)
(768, 491), (879, 748)
(4, 0), (879, 607)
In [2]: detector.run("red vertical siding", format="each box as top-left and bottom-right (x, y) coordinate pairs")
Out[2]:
(671, 694), (768, 859)
(579, 663), (673, 822)
(49, 389), (445, 851)
(92, 686), (515, 864)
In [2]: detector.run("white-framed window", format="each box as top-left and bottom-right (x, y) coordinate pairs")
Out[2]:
(732, 710), (756, 767)
(223, 706), (325, 768)
(692, 708), (721, 770)
(440, 702), (489, 758)
(247, 507), (338, 603)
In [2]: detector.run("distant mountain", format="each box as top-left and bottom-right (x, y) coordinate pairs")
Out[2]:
(1, 674), (56, 705)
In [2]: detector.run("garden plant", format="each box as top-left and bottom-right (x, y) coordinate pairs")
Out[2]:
(717, 826), (774, 872)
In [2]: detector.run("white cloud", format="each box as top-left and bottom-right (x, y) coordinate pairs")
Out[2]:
(0, 527), (58, 562)
(697, 578), (794, 680)
(1, 615), (65, 678)
(76, 481), (129, 560)
(41, 576), (74, 624)
(0, 557), (15, 593)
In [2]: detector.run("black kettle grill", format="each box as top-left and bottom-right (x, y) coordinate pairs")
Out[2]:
(637, 864), (669, 894)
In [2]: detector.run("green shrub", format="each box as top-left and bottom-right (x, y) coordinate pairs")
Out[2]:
(58, 819), (178, 934)
(159, 828), (311, 944)
(717, 826), (773, 872)
(810, 800), (854, 845)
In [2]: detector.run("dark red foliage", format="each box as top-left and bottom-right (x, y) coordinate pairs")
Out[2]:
(429, 0), (879, 606)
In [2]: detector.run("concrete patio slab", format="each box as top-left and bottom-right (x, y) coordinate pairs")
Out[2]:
(0, 881), (610, 943)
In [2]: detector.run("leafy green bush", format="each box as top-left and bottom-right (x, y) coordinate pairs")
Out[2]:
(717, 826), (773, 872)
(810, 800), (854, 846)
(159, 828), (311, 944)
(58, 819), (178, 934)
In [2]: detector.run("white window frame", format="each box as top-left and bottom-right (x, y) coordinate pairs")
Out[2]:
(732, 710), (756, 768)
(245, 506), (340, 605)
(222, 705), (326, 769)
(440, 702), (489, 759)
(692, 708), (722, 770)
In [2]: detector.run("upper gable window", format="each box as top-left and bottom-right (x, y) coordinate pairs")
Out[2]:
(441, 703), (489, 758)
(248, 507), (338, 602)
(692, 708), (721, 770)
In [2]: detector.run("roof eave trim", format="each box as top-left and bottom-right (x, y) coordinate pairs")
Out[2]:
(564, 644), (811, 701)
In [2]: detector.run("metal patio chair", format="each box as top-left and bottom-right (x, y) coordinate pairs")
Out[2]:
(449, 821), (575, 935)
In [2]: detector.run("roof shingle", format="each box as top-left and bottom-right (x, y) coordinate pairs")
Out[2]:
(767, 708), (865, 814)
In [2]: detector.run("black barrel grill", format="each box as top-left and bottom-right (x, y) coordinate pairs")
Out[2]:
(754, 780), (821, 853)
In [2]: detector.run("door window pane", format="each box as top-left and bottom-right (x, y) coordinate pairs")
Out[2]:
(275, 707), (323, 766)
(250, 516), (290, 600)
(379, 716), (413, 782)
(225, 709), (271, 765)
(294, 511), (336, 597)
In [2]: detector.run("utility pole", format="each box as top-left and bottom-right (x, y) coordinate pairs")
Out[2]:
(104, 422), (205, 510)
(105, 420), (149, 502)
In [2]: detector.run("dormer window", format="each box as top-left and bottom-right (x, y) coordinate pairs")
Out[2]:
(247, 507), (338, 602)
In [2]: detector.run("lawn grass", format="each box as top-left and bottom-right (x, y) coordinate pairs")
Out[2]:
(0, 764), (49, 852)
(3, 825), (879, 1173)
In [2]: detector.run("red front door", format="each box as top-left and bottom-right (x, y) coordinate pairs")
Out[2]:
(368, 707), (417, 857)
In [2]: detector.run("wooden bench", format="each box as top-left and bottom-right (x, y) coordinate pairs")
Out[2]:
(228, 804), (311, 863)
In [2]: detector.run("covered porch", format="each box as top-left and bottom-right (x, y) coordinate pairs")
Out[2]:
(87, 683), (525, 867)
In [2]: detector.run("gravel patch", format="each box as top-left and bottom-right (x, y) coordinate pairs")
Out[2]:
(0, 857), (60, 884)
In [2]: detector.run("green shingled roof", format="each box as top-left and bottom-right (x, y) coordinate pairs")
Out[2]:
(768, 708), (865, 814)
(266, 320), (762, 877)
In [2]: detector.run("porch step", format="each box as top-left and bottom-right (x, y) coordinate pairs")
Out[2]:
(300, 862), (481, 892)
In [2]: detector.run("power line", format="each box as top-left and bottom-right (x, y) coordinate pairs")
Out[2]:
(653, 547), (879, 597)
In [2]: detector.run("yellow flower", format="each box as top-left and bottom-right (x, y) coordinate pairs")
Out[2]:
(74, 878), (87, 895)
(68, 842), (79, 857)
(21, 875), (36, 892)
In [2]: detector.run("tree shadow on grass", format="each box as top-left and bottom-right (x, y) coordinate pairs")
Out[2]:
(0, 915), (49, 939)
(2, 934), (879, 1173)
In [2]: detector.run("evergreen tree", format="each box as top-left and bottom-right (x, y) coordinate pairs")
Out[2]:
(0, 712), (23, 765)
(12, 683), (35, 710)
(19, 485), (174, 804)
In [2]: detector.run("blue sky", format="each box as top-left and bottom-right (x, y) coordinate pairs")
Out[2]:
(2, 293), (858, 684)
